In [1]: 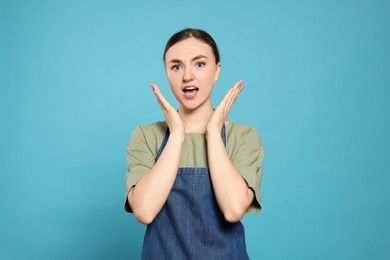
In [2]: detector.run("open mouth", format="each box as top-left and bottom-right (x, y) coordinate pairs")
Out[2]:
(183, 86), (199, 95)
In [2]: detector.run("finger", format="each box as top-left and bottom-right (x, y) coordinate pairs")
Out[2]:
(150, 83), (167, 112)
(224, 86), (243, 118)
(231, 81), (244, 104)
(228, 86), (243, 114)
(151, 83), (172, 111)
(216, 80), (242, 116)
(218, 84), (236, 109)
(215, 80), (244, 120)
(228, 80), (244, 103)
(224, 80), (244, 114)
(226, 84), (243, 112)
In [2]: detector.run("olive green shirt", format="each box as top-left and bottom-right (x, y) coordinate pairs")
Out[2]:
(124, 121), (264, 213)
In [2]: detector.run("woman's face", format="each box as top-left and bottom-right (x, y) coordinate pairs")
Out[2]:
(164, 38), (221, 111)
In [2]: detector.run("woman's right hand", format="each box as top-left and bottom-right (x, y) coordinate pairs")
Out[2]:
(129, 84), (185, 224)
(151, 83), (184, 134)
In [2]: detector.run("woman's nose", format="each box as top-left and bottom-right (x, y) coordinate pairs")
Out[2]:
(183, 67), (193, 82)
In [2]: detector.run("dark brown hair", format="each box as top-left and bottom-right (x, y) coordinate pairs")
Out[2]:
(163, 28), (220, 64)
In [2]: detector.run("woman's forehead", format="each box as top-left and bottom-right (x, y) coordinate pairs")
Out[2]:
(165, 38), (214, 61)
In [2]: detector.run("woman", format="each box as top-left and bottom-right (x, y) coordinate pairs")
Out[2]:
(124, 28), (264, 259)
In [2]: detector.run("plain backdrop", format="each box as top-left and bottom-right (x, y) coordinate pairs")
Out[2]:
(1, 0), (389, 259)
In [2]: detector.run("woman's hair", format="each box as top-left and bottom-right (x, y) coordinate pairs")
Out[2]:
(163, 28), (220, 64)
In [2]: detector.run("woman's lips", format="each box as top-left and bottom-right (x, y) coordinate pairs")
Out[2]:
(183, 86), (199, 99)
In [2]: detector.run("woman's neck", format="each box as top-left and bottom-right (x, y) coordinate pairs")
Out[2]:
(178, 101), (214, 133)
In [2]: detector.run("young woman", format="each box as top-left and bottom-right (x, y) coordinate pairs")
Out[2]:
(124, 28), (264, 259)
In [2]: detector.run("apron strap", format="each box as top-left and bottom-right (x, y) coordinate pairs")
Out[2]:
(155, 127), (170, 162)
(221, 123), (227, 147)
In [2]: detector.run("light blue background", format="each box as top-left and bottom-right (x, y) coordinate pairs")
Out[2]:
(1, 0), (389, 259)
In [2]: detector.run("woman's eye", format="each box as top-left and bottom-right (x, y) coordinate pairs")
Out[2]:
(196, 62), (206, 68)
(171, 65), (182, 71)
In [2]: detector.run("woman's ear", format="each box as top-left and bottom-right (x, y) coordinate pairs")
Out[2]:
(214, 62), (221, 82)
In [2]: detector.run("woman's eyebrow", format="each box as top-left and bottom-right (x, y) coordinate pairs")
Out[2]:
(168, 55), (209, 64)
(192, 55), (208, 61)
(168, 59), (182, 64)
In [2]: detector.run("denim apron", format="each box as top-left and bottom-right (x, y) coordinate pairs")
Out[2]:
(142, 125), (249, 260)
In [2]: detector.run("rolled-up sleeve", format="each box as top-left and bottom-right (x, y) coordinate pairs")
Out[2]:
(124, 126), (156, 213)
(231, 127), (264, 213)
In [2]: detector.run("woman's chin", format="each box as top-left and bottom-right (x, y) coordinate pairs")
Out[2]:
(179, 99), (212, 112)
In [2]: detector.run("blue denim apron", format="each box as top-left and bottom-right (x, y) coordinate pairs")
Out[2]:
(142, 125), (249, 260)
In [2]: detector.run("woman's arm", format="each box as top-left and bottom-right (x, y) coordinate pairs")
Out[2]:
(128, 132), (184, 224)
(206, 80), (254, 223)
(207, 132), (254, 223)
(128, 84), (185, 224)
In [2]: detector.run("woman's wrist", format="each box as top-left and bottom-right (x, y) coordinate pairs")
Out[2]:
(169, 131), (185, 143)
(206, 128), (222, 140)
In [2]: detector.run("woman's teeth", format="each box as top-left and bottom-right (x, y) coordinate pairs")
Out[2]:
(183, 87), (199, 92)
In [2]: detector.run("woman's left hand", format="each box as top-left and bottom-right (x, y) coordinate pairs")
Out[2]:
(206, 80), (244, 134)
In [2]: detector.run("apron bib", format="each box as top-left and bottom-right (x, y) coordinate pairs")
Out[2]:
(142, 126), (249, 260)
